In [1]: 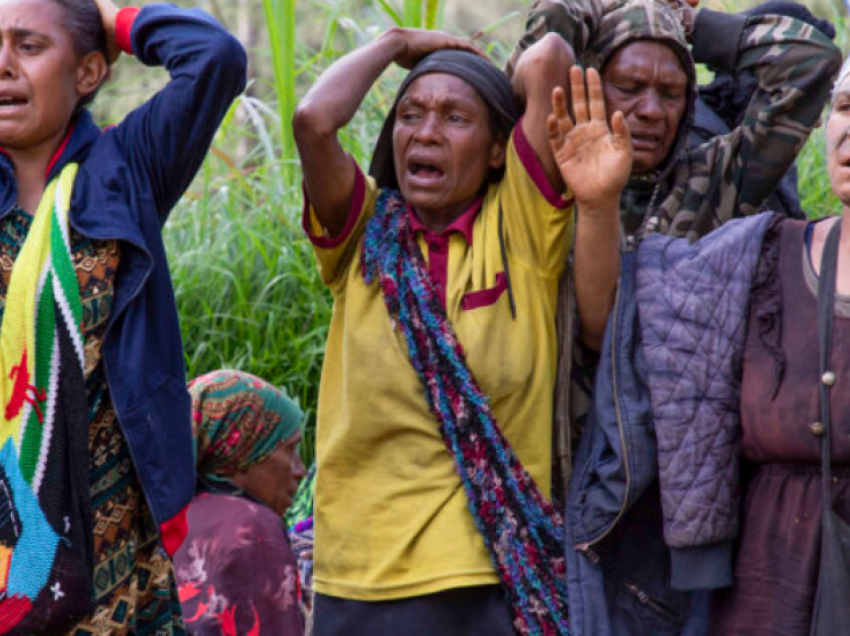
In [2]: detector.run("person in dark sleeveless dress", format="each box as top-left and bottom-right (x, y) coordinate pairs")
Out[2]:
(707, 217), (850, 634)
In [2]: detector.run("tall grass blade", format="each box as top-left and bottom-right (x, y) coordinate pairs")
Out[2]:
(403, 0), (422, 27)
(262, 0), (297, 184)
(425, 0), (441, 29)
(373, 0), (403, 26)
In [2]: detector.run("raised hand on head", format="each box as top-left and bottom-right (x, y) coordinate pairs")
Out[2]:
(548, 66), (632, 213)
(391, 28), (484, 69)
(92, 0), (122, 63)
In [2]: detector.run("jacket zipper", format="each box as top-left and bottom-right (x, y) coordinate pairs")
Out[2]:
(581, 276), (631, 548)
(575, 269), (681, 624)
(581, 545), (681, 622)
(623, 580), (681, 621)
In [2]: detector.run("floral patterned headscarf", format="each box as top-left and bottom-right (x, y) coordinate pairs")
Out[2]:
(188, 370), (303, 489)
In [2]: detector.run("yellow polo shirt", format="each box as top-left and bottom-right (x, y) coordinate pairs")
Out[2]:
(304, 124), (574, 601)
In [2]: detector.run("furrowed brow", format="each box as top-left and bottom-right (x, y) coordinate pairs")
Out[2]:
(399, 94), (477, 111)
(7, 27), (51, 40)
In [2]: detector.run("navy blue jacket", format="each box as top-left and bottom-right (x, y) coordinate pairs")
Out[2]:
(565, 252), (711, 636)
(0, 4), (247, 553)
(565, 214), (777, 635)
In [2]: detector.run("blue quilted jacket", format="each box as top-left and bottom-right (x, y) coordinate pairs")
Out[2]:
(565, 213), (777, 635)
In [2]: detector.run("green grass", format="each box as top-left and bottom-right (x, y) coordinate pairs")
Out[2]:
(166, 160), (330, 464)
(798, 125), (840, 219)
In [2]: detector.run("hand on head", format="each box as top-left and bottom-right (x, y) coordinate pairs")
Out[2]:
(91, 0), (121, 63)
(547, 66), (632, 212)
(390, 28), (484, 69)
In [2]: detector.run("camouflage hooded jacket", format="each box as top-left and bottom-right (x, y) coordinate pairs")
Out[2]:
(507, 0), (842, 498)
(510, 0), (840, 242)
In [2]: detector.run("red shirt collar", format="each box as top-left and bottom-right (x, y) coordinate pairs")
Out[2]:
(407, 198), (483, 245)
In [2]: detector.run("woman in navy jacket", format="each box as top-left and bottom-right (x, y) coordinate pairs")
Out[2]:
(0, 0), (246, 633)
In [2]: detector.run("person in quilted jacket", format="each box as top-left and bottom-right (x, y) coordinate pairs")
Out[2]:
(554, 37), (850, 636)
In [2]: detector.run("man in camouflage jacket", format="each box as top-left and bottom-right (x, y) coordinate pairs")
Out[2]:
(507, 0), (842, 499)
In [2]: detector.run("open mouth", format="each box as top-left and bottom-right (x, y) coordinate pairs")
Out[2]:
(0, 96), (27, 112)
(408, 161), (445, 181)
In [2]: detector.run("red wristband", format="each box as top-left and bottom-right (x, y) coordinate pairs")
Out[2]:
(115, 7), (141, 56)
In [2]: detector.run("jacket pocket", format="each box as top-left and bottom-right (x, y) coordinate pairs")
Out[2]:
(461, 272), (507, 310)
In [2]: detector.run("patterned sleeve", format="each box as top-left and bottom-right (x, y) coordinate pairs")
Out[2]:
(689, 10), (841, 230)
(218, 528), (304, 635)
(505, 0), (604, 77)
(176, 497), (305, 636)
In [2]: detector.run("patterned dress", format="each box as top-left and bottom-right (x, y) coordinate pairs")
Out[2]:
(0, 206), (185, 636)
(174, 493), (303, 636)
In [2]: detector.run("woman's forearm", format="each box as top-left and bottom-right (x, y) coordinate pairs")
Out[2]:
(506, 0), (603, 78)
(107, 5), (248, 222)
(574, 202), (620, 351)
(293, 31), (405, 236)
(512, 33), (575, 191)
(294, 30), (405, 142)
(692, 9), (841, 224)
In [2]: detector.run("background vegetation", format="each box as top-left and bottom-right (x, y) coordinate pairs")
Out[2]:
(94, 0), (848, 463)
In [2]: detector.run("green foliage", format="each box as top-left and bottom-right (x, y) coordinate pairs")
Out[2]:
(165, 137), (330, 465)
(794, 12), (847, 220)
(798, 125), (840, 219)
(400, 0), (442, 29)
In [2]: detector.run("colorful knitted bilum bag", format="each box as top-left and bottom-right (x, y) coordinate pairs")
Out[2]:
(0, 164), (94, 633)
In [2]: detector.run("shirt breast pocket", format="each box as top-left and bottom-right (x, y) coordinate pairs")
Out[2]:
(459, 272), (533, 401)
(461, 272), (507, 310)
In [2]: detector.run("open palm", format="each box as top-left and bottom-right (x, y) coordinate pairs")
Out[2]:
(548, 67), (632, 211)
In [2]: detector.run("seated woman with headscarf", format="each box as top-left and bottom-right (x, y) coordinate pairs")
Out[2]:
(173, 370), (307, 636)
(293, 26), (631, 636)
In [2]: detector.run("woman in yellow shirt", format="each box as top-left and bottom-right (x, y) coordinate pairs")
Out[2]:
(293, 27), (631, 636)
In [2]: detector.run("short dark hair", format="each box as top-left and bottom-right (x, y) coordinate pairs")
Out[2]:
(49, 0), (109, 110)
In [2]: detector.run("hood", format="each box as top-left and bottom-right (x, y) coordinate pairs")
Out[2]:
(588, 0), (697, 188)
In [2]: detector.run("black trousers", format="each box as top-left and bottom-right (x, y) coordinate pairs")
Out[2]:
(313, 585), (518, 636)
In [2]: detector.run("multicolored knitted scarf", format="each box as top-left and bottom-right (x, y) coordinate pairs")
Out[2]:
(0, 163), (95, 633)
(1, 164), (84, 481)
(361, 189), (570, 636)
